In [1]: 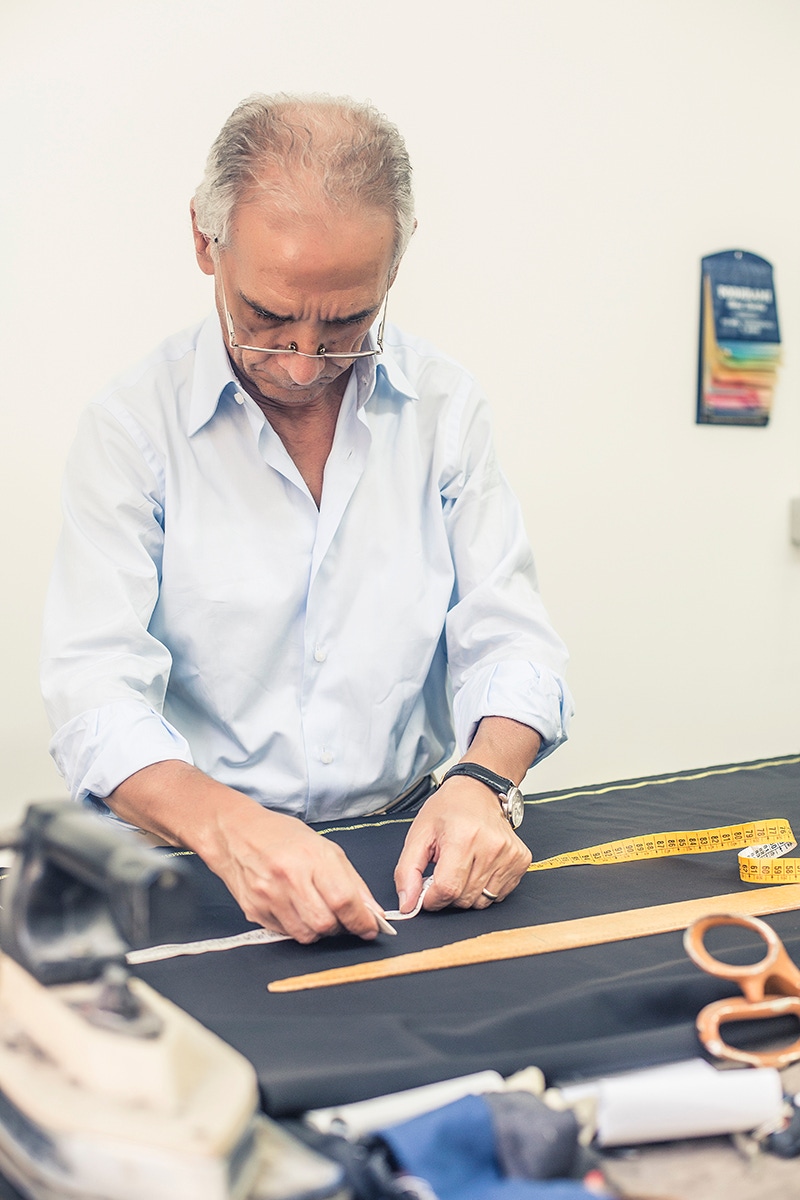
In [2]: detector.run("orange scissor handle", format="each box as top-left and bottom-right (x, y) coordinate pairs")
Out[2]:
(693, 993), (800, 1068)
(684, 913), (800, 1068)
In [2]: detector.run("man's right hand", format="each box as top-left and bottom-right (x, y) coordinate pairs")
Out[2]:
(109, 761), (385, 943)
(209, 801), (386, 943)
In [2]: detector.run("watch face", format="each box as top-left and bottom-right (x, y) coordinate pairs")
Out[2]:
(504, 786), (525, 829)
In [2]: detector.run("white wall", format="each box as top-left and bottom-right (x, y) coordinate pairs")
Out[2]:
(2, 0), (799, 823)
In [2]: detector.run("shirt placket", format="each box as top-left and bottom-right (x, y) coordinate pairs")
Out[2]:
(302, 407), (371, 804)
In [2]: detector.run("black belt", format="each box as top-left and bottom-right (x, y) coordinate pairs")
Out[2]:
(375, 774), (438, 817)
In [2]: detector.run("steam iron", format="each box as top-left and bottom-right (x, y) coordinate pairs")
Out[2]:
(0, 803), (346, 1200)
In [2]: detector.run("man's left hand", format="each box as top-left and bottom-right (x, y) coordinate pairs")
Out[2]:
(393, 775), (532, 914)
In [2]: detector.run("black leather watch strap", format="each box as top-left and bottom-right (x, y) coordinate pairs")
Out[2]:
(441, 763), (516, 794)
(440, 763), (525, 828)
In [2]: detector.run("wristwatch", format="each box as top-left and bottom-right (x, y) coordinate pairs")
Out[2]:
(441, 763), (525, 829)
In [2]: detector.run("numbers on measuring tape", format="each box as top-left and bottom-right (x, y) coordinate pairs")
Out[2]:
(527, 818), (799, 884)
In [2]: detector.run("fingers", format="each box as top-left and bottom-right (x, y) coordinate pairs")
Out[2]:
(427, 833), (530, 910)
(394, 832), (433, 914)
(266, 863), (388, 945)
(215, 807), (387, 944)
(259, 873), (381, 945)
(395, 778), (532, 913)
(474, 886), (502, 911)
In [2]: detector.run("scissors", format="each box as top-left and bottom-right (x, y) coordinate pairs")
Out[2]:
(683, 913), (800, 1068)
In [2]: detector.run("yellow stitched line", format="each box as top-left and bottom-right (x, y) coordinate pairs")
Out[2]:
(148, 815), (418, 854)
(4, 758), (795, 859)
(524, 754), (800, 807)
(315, 814), (416, 836)
(316, 755), (800, 833)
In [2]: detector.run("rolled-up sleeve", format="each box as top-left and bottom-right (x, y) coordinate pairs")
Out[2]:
(49, 701), (193, 803)
(41, 397), (194, 801)
(440, 375), (574, 762)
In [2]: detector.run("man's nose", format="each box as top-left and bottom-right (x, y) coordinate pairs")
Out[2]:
(281, 346), (328, 385)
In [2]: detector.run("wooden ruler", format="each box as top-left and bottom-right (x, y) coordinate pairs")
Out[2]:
(268, 883), (800, 993)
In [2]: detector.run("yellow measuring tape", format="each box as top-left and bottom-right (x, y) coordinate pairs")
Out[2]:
(527, 818), (800, 884)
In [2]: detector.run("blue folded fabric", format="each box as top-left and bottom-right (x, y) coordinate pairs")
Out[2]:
(378, 1094), (594, 1200)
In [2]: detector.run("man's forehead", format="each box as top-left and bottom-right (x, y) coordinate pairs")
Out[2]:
(227, 198), (395, 282)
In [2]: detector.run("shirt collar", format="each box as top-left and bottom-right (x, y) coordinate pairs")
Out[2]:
(374, 342), (418, 402)
(357, 323), (419, 406)
(187, 314), (239, 436)
(187, 314), (418, 436)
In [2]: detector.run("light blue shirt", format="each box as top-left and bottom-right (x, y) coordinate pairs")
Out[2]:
(41, 315), (573, 821)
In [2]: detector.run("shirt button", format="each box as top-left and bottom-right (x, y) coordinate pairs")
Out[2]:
(234, 391), (245, 405)
(314, 646), (327, 662)
(320, 749), (334, 764)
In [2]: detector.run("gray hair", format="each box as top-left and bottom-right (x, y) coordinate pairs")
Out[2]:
(193, 92), (415, 267)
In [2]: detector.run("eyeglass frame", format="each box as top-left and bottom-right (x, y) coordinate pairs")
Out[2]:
(213, 238), (388, 361)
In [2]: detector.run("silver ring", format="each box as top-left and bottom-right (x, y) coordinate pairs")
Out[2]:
(481, 888), (499, 901)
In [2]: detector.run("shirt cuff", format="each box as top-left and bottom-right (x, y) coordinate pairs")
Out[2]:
(48, 700), (194, 803)
(453, 661), (574, 766)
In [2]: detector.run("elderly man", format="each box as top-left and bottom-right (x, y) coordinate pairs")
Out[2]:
(41, 93), (573, 944)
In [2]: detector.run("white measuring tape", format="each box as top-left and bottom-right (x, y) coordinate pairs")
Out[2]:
(128, 820), (798, 965)
(126, 877), (435, 964)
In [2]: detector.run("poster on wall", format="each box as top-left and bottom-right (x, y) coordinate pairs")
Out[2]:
(696, 250), (781, 426)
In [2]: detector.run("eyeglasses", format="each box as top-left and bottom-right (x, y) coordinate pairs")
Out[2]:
(216, 253), (388, 361)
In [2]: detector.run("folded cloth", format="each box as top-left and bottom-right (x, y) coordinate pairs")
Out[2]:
(483, 1092), (581, 1180)
(376, 1094), (596, 1200)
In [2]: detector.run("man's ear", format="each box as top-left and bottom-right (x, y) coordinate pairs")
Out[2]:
(190, 202), (216, 277)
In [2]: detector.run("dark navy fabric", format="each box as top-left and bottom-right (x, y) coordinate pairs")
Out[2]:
(377, 1095), (592, 1200)
(131, 755), (800, 1116)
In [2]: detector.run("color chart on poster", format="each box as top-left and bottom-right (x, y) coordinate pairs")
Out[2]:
(697, 250), (781, 426)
